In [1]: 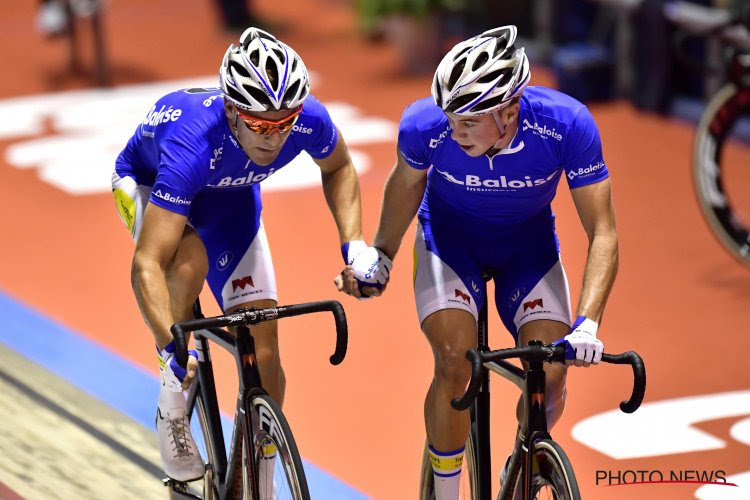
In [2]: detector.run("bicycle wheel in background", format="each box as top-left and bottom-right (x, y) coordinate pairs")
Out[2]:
(244, 393), (310, 500)
(516, 438), (579, 500)
(693, 82), (750, 267)
(419, 436), (479, 500)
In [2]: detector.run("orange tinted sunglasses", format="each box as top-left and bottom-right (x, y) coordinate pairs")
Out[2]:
(236, 105), (302, 135)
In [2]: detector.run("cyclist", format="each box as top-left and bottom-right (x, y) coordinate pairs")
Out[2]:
(337, 25), (618, 499)
(113, 27), (371, 482)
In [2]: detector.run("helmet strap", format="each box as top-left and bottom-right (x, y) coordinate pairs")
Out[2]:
(491, 110), (509, 147)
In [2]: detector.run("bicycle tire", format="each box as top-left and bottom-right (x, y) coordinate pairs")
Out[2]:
(188, 388), (219, 500)
(244, 393), (310, 500)
(693, 82), (750, 267)
(418, 436), (479, 500)
(506, 438), (579, 500)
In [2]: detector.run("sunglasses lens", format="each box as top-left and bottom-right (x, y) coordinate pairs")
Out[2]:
(239, 108), (301, 135)
(244, 117), (295, 135)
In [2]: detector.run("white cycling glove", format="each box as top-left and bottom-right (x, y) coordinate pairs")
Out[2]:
(351, 246), (393, 296)
(158, 341), (198, 391)
(341, 240), (368, 265)
(561, 316), (603, 365)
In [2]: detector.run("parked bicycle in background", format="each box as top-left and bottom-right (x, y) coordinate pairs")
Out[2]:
(667, 1), (750, 266)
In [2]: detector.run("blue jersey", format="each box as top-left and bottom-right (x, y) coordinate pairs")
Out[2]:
(398, 86), (608, 225)
(115, 88), (338, 216)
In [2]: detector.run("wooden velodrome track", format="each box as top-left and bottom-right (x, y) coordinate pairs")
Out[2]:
(1, 0), (749, 498)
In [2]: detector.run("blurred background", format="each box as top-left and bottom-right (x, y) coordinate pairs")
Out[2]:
(1, 0), (749, 498)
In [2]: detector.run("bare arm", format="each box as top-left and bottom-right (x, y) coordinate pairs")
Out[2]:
(372, 150), (428, 260)
(570, 178), (619, 324)
(313, 127), (364, 245)
(131, 203), (188, 349)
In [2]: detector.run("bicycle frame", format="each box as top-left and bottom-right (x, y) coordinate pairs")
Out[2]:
(471, 292), (558, 499)
(168, 299), (348, 500)
(458, 276), (645, 500)
(182, 322), (263, 500)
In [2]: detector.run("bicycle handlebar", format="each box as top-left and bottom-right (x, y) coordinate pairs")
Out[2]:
(451, 344), (646, 414)
(170, 300), (348, 368)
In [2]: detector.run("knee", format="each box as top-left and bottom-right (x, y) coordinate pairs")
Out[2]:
(433, 344), (472, 389)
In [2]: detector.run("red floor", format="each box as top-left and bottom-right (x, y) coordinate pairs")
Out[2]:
(1, 1), (749, 498)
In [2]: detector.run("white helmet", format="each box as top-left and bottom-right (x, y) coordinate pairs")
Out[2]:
(432, 25), (530, 116)
(220, 27), (310, 112)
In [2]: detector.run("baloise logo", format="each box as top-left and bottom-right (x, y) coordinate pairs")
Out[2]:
(434, 167), (559, 190)
(567, 160), (606, 180)
(142, 104), (183, 126)
(292, 124), (313, 134)
(152, 189), (191, 206)
(522, 119), (562, 141)
(211, 168), (277, 187)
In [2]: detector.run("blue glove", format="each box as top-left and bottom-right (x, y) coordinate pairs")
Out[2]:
(157, 341), (198, 391)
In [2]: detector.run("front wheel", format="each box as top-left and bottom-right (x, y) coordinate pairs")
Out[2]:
(243, 393), (310, 500)
(506, 438), (579, 500)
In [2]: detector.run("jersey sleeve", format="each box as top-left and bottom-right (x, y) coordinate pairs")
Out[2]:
(149, 137), (208, 216)
(301, 96), (338, 159)
(397, 105), (431, 170)
(562, 106), (609, 188)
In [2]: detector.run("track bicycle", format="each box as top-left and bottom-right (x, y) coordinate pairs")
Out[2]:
(668, 3), (750, 266)
(419, 275), (646, 499)
(163, 299), (348, 500)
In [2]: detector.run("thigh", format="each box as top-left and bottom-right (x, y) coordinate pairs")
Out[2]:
(413, 219), (484, 325)
(493, 218), (572, 340)
(189, 186), (278, 312)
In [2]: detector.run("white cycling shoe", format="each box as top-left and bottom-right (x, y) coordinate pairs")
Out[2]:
(156, 389), (204, 482)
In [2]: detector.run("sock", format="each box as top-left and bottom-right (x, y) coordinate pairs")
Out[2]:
(429, 444), (464, 500)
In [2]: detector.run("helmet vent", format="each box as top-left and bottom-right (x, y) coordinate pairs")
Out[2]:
(477, 68), (503, 84)
(272, 48), (286, 63)
(244, 85), (274, 108)
(445, 92), (479, 113)
(433, 79), (443, 107)
(447, 59), (466, 91)
(470, 95), (505, 113)
(230, 60), (251, 78)
(281, 80), (301, 108)
(249, 49), (260, 67)
(499, 46), (515, 60)
(453, 45), (472, 61)
(265, 60), (279, 90)
(226, 86), (247, 107)
(472, 52), (489, 71)
(496, 68), (514, 87)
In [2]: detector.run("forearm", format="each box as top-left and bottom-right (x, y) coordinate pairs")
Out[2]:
(576, 232), (618, 324)
(321, 162), (364, 244)
(131, 255), (175, 349)
(372, 168), (426, 259)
